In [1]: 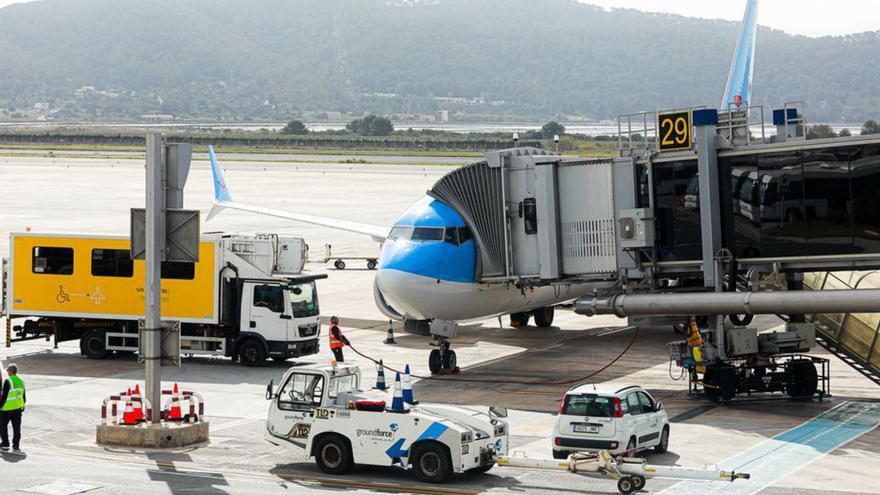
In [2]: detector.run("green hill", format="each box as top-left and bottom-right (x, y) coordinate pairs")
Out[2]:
(0, 0), (877, 122)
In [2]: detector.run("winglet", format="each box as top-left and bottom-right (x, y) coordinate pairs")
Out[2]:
(207, 145), (232, 221)
(721, 0), (759, 110)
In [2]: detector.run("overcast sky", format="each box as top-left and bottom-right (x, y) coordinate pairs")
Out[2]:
(0, 0), (876, 38)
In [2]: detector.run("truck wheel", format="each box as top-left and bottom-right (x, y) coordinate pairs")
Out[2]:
(704, 366), (738, 402)
(428, 349), (442, 374)
(238, 340), (266, 367)
(533, 307), (555, 328)
(80, 330), (109, 359)
(366, 259), (377, 270)
(654, 425), (669, 453)
(334, 259), (346, 270)
(411, 442), (453, 484)
(314, 434), (354, 475)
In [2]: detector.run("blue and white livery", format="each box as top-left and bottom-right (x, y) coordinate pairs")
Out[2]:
(721, 0), (759, 109)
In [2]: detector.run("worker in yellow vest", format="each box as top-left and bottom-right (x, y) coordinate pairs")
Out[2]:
(0, 363), (26, 453)
(328, 316), (350, 362)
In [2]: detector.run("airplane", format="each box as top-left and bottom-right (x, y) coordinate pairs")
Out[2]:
(207, 0), (759, 374)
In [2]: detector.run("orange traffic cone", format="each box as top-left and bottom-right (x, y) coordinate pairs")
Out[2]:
(168, 383), (183, 421)
(132, 384), (144, 423)
(121, 399), (137, 425)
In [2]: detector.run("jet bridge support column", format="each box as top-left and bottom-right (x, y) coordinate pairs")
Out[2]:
(694, 109), (727, 359)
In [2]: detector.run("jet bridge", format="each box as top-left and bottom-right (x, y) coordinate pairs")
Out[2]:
(431, 103), (880, 400)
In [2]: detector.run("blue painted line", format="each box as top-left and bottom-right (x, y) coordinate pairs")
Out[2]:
(658, 401), (880, 495)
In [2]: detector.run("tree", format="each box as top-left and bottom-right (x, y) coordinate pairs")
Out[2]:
(838, 128), (852, 137)
(806, 124), (836, 140)
(541, 121), (566, 139)
(862, 120), (880, 135)
(280, 120), (308, 134)
(347, 115), (394, 136)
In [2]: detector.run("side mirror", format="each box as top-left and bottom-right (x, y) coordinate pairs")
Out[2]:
(265, 379), (275, 400)
(489, 406), (508, 418)
(655, 402), (663, 412)
(280, 314), (292, 320)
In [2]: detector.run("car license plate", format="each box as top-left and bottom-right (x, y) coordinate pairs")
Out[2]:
(573, 424), (599, 434)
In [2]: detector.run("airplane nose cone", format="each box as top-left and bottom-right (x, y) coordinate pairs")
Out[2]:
(375, 267), (431, 320)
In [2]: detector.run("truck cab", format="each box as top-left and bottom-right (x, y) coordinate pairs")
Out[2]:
(264, 364), (509, 483)
(236, 278), (321, 365)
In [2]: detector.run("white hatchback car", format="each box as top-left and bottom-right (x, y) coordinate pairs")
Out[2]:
(551, 383), (669, 459)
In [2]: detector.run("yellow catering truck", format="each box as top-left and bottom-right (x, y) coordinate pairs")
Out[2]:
(2, 231), (325, 366)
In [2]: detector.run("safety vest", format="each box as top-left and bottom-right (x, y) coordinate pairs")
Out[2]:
(1, 375), (24, 412)
(329, 325), (344, 349)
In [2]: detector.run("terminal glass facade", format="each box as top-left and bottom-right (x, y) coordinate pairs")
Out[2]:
(647, 143), (880, 261)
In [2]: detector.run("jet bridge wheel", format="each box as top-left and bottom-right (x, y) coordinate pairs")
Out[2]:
(510, 312), (530, 327)
(785, 359), (818, 398)
(703, 365), (738, 402)
(533, 306), (555, 328)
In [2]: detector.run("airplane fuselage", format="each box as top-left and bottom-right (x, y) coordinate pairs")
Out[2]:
(373, 196), (598, 322)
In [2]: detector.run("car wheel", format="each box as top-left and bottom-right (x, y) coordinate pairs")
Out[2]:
(552, 449), (569, 460)
(625, 437), (637, 454)
(238, 339), (266, 367)
(654, 425), (669, 453)
(81, 330), (109, 359)
(411, 442), (453, 484)
(314, 434), (354, 475)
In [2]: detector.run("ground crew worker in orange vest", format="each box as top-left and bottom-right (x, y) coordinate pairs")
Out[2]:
(328, 316), (349, 362)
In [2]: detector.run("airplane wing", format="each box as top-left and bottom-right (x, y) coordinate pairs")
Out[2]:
(205, 146), (390, 241)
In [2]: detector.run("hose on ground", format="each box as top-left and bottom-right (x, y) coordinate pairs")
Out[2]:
(346, 325), (639, 386)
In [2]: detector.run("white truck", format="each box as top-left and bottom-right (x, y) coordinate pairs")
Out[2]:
(2, 231), (324, 366)
(264, 364), (508, 483)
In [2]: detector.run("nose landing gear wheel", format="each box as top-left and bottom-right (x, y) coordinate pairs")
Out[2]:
(442, 350), (457, 370)
(429, 349), (442, 374)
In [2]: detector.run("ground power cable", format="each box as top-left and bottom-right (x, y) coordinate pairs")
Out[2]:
(347, 325), (639, 386)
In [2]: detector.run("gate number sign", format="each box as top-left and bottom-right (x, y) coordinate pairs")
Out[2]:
(658, 110), (692, 152)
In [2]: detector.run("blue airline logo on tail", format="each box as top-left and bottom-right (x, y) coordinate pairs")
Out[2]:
(208, 145), (233, 203)
(721, 0), (759, 109)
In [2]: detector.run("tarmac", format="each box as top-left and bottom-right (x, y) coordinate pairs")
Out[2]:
(0, 153), (878, 495)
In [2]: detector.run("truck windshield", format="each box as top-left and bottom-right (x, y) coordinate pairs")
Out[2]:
(289, 281), (319, 318)
(328, 373), (359, 399)
(278, 373), (325, 411)
(562, 394), (614, 417)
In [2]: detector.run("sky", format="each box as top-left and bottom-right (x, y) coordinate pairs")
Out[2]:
(0, 0), (877, 38)
(581, 0), (880, 37)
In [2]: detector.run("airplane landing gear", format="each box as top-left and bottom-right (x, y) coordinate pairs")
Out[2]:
(429, 338), (458, 375)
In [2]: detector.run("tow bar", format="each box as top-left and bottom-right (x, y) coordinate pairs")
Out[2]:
(495, 450), (750, 495)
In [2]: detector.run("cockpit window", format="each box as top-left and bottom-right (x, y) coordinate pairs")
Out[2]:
(389, 226), (414, 240)
(411, 227), (445, 241)
(389, 225), (473, 245)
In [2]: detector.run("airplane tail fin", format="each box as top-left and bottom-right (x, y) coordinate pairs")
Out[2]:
(207, 145), (233, 221)
(721, 0), (759, 110)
